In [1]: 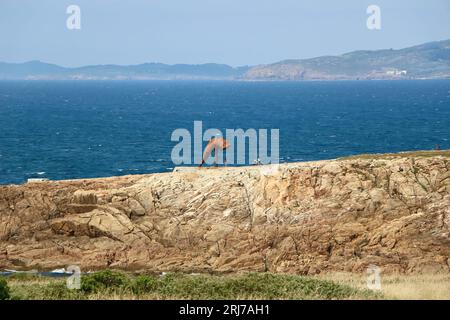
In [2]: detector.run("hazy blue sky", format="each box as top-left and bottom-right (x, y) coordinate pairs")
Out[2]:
(1, 0), (449, 67)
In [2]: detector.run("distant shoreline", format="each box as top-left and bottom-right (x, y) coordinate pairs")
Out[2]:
(1, 78), (450, 82)
(3, 149), (449, 187)
(1, 39), (450, 81)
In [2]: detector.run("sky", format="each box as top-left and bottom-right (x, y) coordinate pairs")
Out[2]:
(1, 0), (450, 67)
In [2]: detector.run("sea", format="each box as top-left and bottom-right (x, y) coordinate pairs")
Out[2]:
(0, 80), (449, 185)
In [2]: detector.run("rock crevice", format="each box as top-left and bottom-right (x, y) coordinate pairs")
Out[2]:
(0, 155), (449, 274)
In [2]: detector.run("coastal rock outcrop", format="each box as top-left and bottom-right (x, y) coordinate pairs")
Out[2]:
(0, 152), (449, 274)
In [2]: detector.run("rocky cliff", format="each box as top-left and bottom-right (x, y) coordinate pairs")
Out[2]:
(243, 40), (450, 80)
(1, 152), (449, 274)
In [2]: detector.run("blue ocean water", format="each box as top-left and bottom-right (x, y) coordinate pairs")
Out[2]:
(0, 80), (449, 185)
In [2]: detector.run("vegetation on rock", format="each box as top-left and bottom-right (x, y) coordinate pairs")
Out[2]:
(0, 278), (10, 300)
(4, 271), (379, 300)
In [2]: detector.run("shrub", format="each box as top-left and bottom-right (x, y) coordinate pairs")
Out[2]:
(3, 271), (381, 300)
(0, 278), (10, 300)
(42, 282), (75, 300)
(80, 270), (129, 293)
(132, 275), (158, 294)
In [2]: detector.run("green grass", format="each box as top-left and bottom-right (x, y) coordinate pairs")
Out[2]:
(3, 271), (380, 300)
(0, 277), (10, 300)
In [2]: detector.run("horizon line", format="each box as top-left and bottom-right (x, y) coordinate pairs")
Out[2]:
(2, 37), (449, 69)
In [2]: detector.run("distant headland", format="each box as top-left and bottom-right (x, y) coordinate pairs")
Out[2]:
(1, 39), (450, 81)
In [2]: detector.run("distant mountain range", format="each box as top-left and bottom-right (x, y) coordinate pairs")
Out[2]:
(1, 39), (450, 80)
(0, 61), (249, 80)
